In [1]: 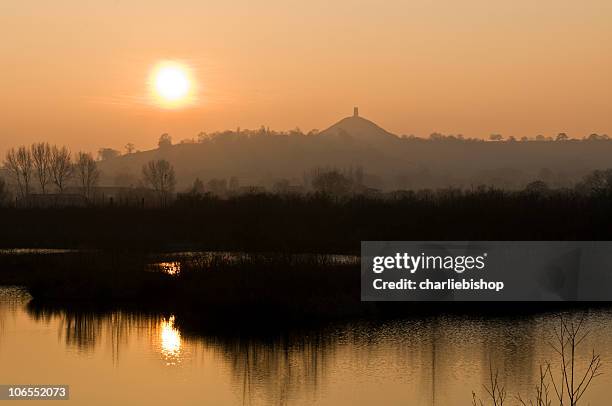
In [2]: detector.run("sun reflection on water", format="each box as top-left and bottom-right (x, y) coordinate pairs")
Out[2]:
(159, 316), (182, 365)
(157, 262), (181, 276)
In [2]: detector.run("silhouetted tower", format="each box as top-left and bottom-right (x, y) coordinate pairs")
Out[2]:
(353, 107), (359, 117)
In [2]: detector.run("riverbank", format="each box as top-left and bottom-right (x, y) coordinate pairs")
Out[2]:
(1, 251), (610, 329)
(0, 251), (364, 322)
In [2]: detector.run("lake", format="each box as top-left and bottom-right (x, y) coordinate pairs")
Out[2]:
(1, 287), (611, 405)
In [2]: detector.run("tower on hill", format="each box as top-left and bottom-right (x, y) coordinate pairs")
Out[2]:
(318, 107), (397, 141)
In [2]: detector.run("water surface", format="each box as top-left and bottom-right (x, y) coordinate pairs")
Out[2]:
(0, 287), (611, 405)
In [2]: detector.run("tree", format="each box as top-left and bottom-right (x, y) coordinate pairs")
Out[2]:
(16, 146), (33, 197)
(229, 176), (240, 191)
(190, 178), (205, 194)
(576, 169), (612, 195)
(489, 134), (503, 141)
(272, 179), (290, 194)
(125, 143), (135, 154)
(4, 146), (33, 199)
(98, 148), (120, 161)
(75, 152), (100, 200)
(158, 133), (173, 149)
(524, 180), (549, 194)
(543, 316), (602, 406)
(50, 145), (73, 193)
(142, 159), (176, 205)
(197, 132), (208, 143)
(4, 149), (22, 197)
(31, 142), (52, 194)
(586, 133), (609, 141)
(475, 315), (601, 406)
(0, 176), (9, 205)
(556, 132), (568, 141)
(206, 178), (227, 196)
(312, 169), (352, 196)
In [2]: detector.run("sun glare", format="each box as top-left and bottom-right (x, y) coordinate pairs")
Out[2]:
(159, 316), (182, 364)
(150, 62), (193, 108)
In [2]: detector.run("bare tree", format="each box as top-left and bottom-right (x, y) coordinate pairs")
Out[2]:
(472, 361), (507, 406)
(517, 364), (552, 406)
(142, 159), (176, 205)
(75, 152), (100, 200)
(545, 316), (602, 406)
(476, 315), (602, 406)
(31, 142), (52, 194)
(125, 143), (135, 154)
(16, 146), (33, 197)
(50, 145), (73, 193)
(4, 146), (33, 199)
(4, 148), (24, 198)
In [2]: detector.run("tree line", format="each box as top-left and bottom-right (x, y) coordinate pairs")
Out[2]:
(94, 130), (612, 157)
(3, 141), (612, 207)
(2, 142), (177, 205)
(169, 130), (612, 145)
(4, 143), (99, 200)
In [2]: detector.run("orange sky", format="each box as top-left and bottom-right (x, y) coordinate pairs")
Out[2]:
(1, 0), (611, 155)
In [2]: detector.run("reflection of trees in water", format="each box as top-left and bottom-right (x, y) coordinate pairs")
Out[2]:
(372, 315), (537, 406)
(477, 317), (536, 398)
(25, 303), (160, 364)
(21, 300), (612, 406)
(60, 313), (104, 352)
(0, 288), (31, 343)
(201, 332), (335, 406)
(404, 315), (537, 404)
(24, 302), (341, 405)
(208, 317), (538, 406)
(19, 303), (544, 406)
(0, 303), (4, 338)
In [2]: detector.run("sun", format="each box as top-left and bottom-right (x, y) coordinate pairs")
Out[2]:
(150, 62), (193, 107)
(156, 67), (188, 101)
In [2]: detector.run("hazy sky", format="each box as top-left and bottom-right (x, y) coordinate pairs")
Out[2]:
(1, 0), (611, 155)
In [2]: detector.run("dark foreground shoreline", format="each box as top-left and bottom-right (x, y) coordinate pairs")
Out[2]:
(1, 250), (610, 334)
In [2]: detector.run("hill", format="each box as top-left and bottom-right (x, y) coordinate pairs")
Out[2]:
(96, 110), (612, 191)
(318, 107), (398, 143)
